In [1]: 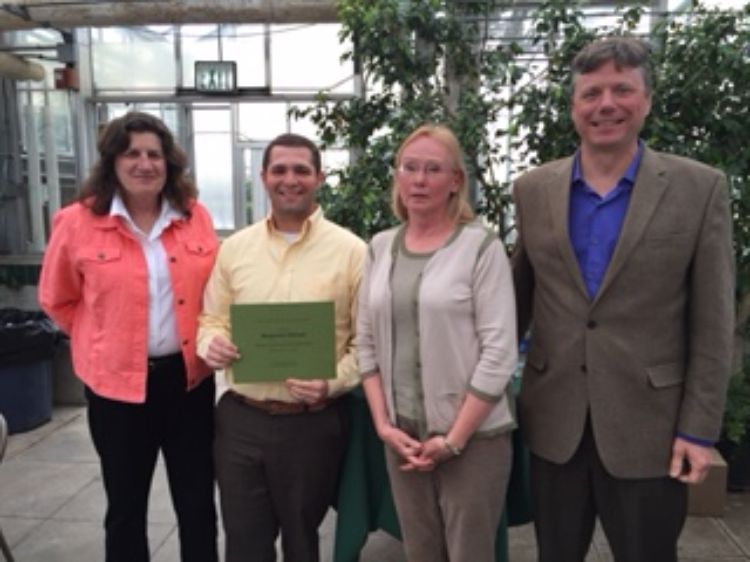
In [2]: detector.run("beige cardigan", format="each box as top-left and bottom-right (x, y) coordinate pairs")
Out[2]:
(356, 222), (518, 436)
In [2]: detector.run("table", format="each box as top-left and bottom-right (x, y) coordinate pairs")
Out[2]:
(333, 387), (532, 562)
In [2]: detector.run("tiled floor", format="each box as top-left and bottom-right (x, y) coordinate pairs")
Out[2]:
(1, 407), (749, 561)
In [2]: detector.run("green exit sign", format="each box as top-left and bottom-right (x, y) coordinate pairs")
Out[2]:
(195, 61), (237, 93)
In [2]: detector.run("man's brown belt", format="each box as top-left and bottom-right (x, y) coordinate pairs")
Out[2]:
(227, 389), (334, 415)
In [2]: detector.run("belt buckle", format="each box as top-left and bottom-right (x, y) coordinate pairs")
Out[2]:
(262, 398), (327, 415)
(267, 401), (298, 415)
(307, 400), (328, 413)
(230, 391), (332, 415)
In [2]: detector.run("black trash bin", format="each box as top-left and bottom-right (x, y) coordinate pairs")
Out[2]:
(0, 308), (57, 433)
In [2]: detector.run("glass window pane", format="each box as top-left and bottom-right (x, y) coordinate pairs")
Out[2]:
(180, 24), (266, 90)
(19, 92), (73, 156)
(180, 25), (220, 88)
(193, 109), (234, 229)
(92, 26), (176, 91)
(46, 92), (74, 156)
(99, 102), (180, 139)
(237, 103), (288, 141)
(16, 92), (73, 156)
(9, 28), (61, 47)
(222, 24), (266, 89)
(270, 24), (353, 94)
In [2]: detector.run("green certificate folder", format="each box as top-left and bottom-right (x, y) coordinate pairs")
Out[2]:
(230, 301), (336, 383)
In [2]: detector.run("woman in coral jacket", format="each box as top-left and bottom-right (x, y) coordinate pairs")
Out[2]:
(38, 112), (218, 562)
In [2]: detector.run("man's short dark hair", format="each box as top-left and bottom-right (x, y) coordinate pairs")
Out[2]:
(262, 133), (321, 173)
(571, 36), (653, 94)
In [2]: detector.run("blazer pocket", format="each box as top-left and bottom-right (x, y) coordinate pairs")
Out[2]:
(643, 232), (690, 248)
(525, 346), (547, 373)
(646, 362), (685, 388)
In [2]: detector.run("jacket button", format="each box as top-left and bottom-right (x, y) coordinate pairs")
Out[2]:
(587, 320), (597, 329)
(182, 339), (189, 346)
(97, 252), (105, 260)
(178, 299), (185, 305)
(580, 364), (587, 372)
(170, 256), (177, 263)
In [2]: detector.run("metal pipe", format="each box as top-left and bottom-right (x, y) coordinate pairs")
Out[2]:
(0, 52), (44, 81)
(43, 103), (61, 217)
(24, 104), (45, 252)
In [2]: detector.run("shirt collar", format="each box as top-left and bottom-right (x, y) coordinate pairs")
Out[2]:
(110, 193), (182, 239)
(572, 140), (644, 188)
(264, 205), (323, 239)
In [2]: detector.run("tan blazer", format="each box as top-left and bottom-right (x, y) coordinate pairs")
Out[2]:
(512, 147), (735, 478)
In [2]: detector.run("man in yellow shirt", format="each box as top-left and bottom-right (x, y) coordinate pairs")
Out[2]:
(198, 133), (366, 562)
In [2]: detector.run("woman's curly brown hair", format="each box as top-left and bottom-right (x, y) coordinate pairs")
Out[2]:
(79, 111), (197, 215)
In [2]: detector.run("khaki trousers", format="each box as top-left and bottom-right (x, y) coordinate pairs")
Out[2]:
(385, 432), (512, 562)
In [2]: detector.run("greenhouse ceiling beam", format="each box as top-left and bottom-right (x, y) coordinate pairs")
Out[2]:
(0, 0), (632, 31)
(0, 0), (339, 31)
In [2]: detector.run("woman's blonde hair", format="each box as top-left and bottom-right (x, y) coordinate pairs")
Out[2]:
(391, 124), (475, 224)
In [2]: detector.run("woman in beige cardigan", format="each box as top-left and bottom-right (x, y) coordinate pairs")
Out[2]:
(356, 124), (518, 562)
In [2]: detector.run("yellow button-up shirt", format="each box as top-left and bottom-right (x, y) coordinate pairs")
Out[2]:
(198, 207), (366, 400)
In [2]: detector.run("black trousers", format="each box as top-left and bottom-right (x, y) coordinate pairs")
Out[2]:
(214, 391), (349, 562)
(86, 355), (218, 562)
(530, 420), (687, 562)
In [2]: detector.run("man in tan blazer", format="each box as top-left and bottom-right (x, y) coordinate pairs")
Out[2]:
(512, 36), (734, 562)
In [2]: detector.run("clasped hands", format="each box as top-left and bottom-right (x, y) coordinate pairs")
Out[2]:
(378, 424), (455, 472)
(204, 335), (328, 403)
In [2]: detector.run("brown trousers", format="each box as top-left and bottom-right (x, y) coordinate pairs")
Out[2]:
(214, 392), (349, 562)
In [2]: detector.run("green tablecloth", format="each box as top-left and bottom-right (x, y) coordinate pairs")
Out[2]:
(333, 387), (532, 562)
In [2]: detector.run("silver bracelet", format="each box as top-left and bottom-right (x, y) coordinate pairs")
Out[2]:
(442, 436), (462, 457)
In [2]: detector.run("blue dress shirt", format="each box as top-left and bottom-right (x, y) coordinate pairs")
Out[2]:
(568, 144), (642, 300)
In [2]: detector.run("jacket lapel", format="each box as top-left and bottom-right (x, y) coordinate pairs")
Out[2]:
(544, 157), (590, 300)
(592, 147), (668, 305)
